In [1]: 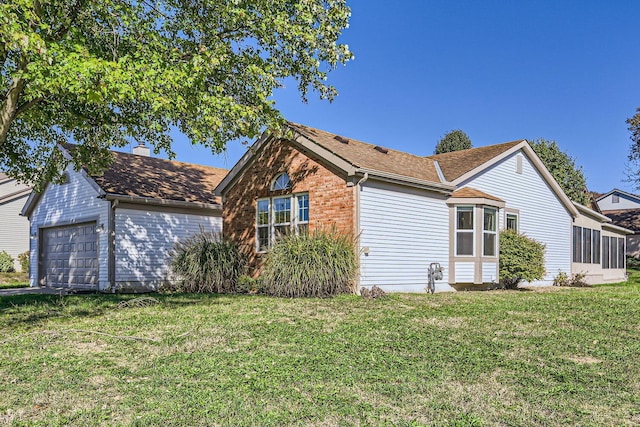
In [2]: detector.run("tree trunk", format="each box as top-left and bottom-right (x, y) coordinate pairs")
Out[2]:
(0, 75), (26, 145)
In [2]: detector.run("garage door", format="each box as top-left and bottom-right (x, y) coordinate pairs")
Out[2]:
(40, 222), (98, 289)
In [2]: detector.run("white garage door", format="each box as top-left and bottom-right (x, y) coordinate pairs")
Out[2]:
(40, 222), (99, 289)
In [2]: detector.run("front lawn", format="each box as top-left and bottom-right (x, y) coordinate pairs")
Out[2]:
(1, 278), (639, 426)
(0, 272), (28, 290)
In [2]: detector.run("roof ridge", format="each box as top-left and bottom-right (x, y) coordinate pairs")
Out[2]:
(287, 122), (436, 163)
(426, 139), (525, 160)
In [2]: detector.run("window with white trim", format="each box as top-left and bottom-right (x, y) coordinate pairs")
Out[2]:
(456, 206), (474, 256)
(612, 194), (620, 203)
(256, 193), (309, 252)
(506, 213), (518, 231)
(271, 173), (292, 191)
(483, 208), (497, 256)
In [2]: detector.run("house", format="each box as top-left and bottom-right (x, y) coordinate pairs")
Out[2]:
(216, 123), (630, 292)
(21, 144), (227, 292)
(596, 188), (640, 211)
(595, 189), (640, 259)
(0, 173), (32, 271)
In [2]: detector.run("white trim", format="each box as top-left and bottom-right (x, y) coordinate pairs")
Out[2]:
(255, 192), (309, 252)
(596, 188), (640, 203)
(482, 207), (498, 257)
(455, 205), (475, 257)
(505, 212), (519, 231)
(573, 201), (611, 222)
(434, 160), (446, 183)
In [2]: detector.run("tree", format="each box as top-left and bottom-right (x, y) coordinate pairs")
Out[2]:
(434, 129), (472, 154)
(627, 107), (640, 186)
(528, 138), (589, 206)
(1, 0), (352, 187)
(499, 229), (545, 289)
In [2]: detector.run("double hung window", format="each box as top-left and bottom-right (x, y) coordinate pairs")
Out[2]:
(455, 207), (474, 256)
(483, 208), (497, 256)
(257, 192), (309, 252)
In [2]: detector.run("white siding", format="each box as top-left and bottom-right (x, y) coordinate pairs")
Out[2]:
(0, 194), (30, 271)
(29, 167), (110, 288)
(597, 192), (640, 211)
(114, 208), (221, 290)
(461, 150), (572, 285)
(482, 262), (497, 283)
(359, 180), (453, 293)
(455, 262), (475, 283)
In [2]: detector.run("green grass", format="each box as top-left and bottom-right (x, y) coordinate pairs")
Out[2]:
(1, 276), (640, 426)
(0, 272), (28, 289)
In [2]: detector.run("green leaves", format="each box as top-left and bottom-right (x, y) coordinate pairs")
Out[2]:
(528, 139), (589, 206)
(499, 229), (546, 289)
(434, 129), (473, 154)
(1, 0), (352, 185)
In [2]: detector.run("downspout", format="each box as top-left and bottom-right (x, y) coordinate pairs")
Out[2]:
(353, 172), (369, 293)
(104, 198), (118, 293)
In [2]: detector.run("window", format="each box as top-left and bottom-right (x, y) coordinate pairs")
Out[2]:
(483, 208), (497, 256)
(582, 228), (592, 264)
(573, 226), (582, 263)
(456, 207), (474, 256)
(602, 236), (610, 268)
(593, 230), (601, 264)
(611, 238), (618, 269)
(257, 200), (270, 252)
(506, 213), (518, 231)
(618, 238), (625, 269)
(256, 193), (308, 251)
(612, 194), (620, 203)
(271, 173), (291, 191)
(297, 194), (309, 234)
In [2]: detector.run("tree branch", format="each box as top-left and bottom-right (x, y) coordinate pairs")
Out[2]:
(0, 58), (28, 145)
(15, 96), (43, 117)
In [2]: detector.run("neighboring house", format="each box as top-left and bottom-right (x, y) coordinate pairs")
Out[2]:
(0, 173), (31, 271)
(596, 188), (640, 211)
(216, 123), (630, 292)
(21, 144), (227, 292)
(596, 189), (640, 259)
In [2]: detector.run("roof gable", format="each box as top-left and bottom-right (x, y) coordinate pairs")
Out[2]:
(596, 188), (640, 204)
(428, 141), (523, 182)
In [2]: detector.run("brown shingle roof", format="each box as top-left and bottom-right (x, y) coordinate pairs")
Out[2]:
(288, 123), (442, 183)
(451, 187), (504, 202)
(602, 209), (640, 233)
(428, 140), (524, 181)
(65, 145), (227, 205)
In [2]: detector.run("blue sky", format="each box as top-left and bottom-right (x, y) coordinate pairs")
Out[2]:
(159, 0), (640, 193)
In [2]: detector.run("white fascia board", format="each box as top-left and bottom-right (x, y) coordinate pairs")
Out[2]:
(356, 168), (455, 194)
(602, 222), (634, 235)
(104, 193), (222, 212)
(573, 202), (611, 223)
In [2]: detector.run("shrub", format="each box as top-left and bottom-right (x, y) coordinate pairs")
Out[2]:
(0, 251), (15, 273)
(261, 229), (358, 297)
(553, 271), (590, 287)
(17, 251), (30, 273)
(626, 255), (640, 270)
(237, 275), (262, 294)
(499, 229), (545, 289)
(170, 231), (247, 293)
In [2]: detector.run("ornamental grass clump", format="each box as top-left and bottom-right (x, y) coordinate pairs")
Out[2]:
(261, 230), (358, 298)
(170, 231), (246, 293)
(0, 251), (15, 273)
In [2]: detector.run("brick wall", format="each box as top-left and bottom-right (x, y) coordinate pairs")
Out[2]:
(223, 138), (355, 274)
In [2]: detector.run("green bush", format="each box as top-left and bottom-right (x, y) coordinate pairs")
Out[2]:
(0, 251), (15, 273)
(626, 255), (640, 270)
(17, 251), (30, 273)
(553, 271), (590, 287)
(170, 231), (247, 293)
(499, 229), (545, 289)
(261, 229), (358, 297)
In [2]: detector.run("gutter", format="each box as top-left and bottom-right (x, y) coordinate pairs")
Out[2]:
(354, 168), (455, 194)
(102, 194), (222, 211)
